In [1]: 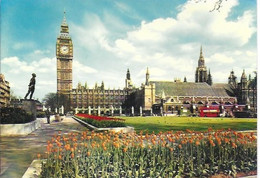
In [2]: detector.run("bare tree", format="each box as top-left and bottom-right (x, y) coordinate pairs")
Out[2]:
(193, 0), (228, 11)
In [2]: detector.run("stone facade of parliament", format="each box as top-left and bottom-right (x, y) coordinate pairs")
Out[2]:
(56, 13), (257, 115)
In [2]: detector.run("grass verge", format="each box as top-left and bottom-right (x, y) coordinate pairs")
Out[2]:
(122, 116), (257, 133)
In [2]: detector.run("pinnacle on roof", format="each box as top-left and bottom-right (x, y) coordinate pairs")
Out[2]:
(241, 69), (247, 79)
(199, 45), (204, 60)
(126, 68), (131, 80)
(161, 90), (166, 99)
(62, 10), (68, 26)
(146, 67), (149, 75)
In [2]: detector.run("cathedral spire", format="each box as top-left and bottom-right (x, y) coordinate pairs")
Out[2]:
(195, 45), (207, 83)
(145, 67), (150, 85)
(198, 45), (205, 67)
(241, 69), (247, 89)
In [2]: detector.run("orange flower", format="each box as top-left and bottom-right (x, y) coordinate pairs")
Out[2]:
(189, 139), (193, 144)
(251, 135), (257, 141)
(65, 144), (71, 151)
(186, 129), (192, 133)
(238, 133), (244, 139)
(178, 144), (182, 149)
(58, 155), (62, 160)
(208, 127), (213, 133)
(232, 142), (237, 148)
(37, 153), (41, 159)
(87, 152), (91, 156)
(209, 139), (214, 146)
(71, 153), (74, 158)
(123, 147), (127, 153)
(195, 140), (200, 146)
(169, 147), (174, 152)
(224, 138), (230, 144)
(217, 139), (221, 145)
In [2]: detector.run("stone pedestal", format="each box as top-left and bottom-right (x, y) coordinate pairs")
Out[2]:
(21, 100), (36, 120)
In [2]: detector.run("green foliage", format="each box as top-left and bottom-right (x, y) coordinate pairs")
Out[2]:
(76, 117), (126, 128)
(42, 92), (71, 113)
(0, 107), (34, 124)
(36, 111), (46, 118)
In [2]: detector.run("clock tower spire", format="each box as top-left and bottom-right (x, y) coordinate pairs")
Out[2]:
(56, 11), (73, 97)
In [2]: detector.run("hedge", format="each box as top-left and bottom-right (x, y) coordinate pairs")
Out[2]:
(0, 107), (34, 124)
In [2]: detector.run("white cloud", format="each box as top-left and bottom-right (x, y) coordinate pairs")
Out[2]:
(71, 14), (109, 51)
(99, 0), (256, 84)
(73, 60), (97, 74)
(208, 53), (234, 64)
(246, 50), (256, 57)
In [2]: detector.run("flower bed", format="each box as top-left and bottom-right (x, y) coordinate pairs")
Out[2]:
(75, 114), (126, 128)
(39, 128), (257, 177)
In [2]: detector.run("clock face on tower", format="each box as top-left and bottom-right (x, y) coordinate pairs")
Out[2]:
(60, 45), (69, 54)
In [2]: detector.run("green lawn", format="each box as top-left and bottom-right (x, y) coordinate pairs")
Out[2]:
(122, 116), (257, 133)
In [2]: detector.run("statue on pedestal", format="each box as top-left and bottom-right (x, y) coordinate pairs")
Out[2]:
(24, 73), (36, 100)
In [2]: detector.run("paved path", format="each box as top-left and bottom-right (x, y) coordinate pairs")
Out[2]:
(0, 116), (87, 178)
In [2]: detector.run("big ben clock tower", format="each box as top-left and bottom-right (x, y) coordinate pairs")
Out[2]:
(56, 11), (73, 96)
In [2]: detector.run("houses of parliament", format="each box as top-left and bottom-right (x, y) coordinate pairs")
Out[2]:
(56, 13), (257, 115)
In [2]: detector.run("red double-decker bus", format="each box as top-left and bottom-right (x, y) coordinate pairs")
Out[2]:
(199, 106), (220, 117)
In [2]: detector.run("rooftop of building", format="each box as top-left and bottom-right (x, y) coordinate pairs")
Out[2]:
(150, 81), (235, 97)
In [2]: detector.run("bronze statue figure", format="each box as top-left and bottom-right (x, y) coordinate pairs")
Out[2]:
(25, 73), (36, 100)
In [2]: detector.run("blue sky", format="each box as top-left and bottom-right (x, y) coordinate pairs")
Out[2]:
(1, 0), (257, 100)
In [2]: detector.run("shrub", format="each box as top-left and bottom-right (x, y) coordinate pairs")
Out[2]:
(0, 107), (34, 124)
(36, 111), (46, 118)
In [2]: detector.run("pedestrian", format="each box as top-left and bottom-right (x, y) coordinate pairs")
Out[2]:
(45, 109), (50, 124)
